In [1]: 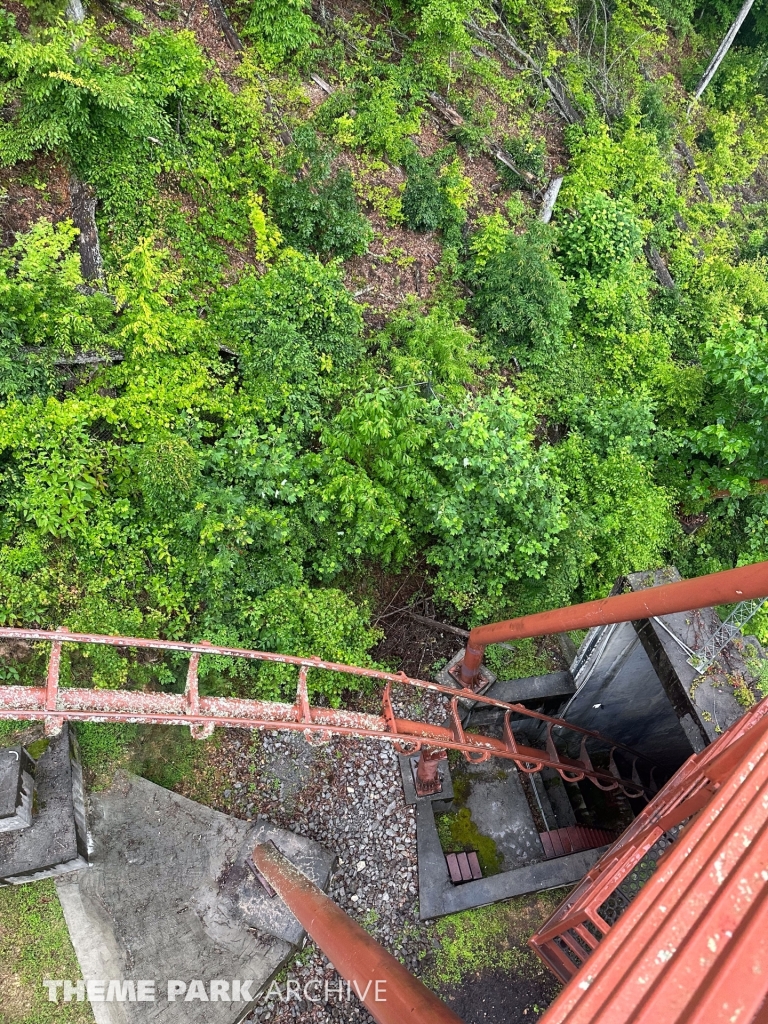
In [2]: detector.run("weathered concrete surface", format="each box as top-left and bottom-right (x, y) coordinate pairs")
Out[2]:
(415, 801), (602, 919)
(463, 760), (545, 869)
(0, 745), (34, 833)
(0, 725), (88, 883)
(484, 671), (576, 705)
(535, 769), (576, 829)
(561, 617), (689, 772)
(56, 773), (334, 1024)
(437, 647), (496, 700)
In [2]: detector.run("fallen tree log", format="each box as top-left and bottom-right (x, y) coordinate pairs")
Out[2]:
(22, 348), (124, 365)
(426, 91), (540, 188)
(643, 241), (675, 289)
(538, 175), (563, 223)
(691, 0), (756, 104)
(207, 0), (244, 52)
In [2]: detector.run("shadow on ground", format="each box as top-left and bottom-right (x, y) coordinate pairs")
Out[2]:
(439, 966), (560, 1023)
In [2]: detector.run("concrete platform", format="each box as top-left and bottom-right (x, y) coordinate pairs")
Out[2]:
(483, 671), (576, 705)
(413, 753), (604, 919)
(0, 744), (34, 833)
(0, 724), (88, 884)
(415, 800), (604, 919)
(56, 773), (335, 1024)
(463, 759), (545, 869)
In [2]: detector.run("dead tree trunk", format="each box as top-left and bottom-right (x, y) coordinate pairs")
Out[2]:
(539, 176), (563, 223)
(64, 0), (106, 284)
(467, 17), (582, 125)
(643, 242), (675, 289)
(691, 0), (756, 103)
(65, 0), (85, 21)
(675, 138), (714, 201)
(70, 179), (104, 283)
(207, 0), (244, 51)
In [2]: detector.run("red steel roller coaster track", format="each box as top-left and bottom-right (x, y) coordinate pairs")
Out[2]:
(0, 626), (652, 797)
(1, 562), (767, 798)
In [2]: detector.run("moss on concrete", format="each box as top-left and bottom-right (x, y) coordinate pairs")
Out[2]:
(424, 891), (567, 988)
(485, 638), (556, 680)
(436, 807), (504, 875)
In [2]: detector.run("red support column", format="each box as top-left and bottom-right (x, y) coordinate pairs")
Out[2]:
(414, 747), (447, 797)
(252, 841), (464, 1024)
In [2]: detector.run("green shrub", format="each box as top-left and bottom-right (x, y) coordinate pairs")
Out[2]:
(241, 0), (317, 67)
(19, 0), (67, 23)
(558, 193), (643, 279)
(640, 84), (675, 151)
(0, 219), (115, 402)
(402, 152), (448, 231)
(470, 221), (572, 365)
(347, 76), (422, 161)
(225, 248), (364, 380)
(269, 130), (372, 259)
(401, 148), (467, 245)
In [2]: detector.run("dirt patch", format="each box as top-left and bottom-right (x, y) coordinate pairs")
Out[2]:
(343, 564), (465, 678)
(0, 157), (72, 245)
(345, 216), (444, 315)
(439, 966), (561, 1023)
(1, 0), (30, 32)
(0, 640), (33, 663)
(373, 599), (463, 679)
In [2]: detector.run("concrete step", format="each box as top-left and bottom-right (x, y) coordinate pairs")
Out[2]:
(483, 670), (576, 704)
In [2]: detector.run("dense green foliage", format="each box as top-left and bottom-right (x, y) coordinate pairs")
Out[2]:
(470, 220), (572, 365)
(1, 0), (768, 705)
(269, 129), (372, 258)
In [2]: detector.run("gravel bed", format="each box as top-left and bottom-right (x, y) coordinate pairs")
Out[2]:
(209, 686), (451, 1023)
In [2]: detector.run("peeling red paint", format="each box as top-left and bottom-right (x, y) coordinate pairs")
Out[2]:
(0, 627), (651, 795)
(531, 695), (768, 1024)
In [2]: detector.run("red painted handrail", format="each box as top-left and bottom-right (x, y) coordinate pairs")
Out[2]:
(459, 561), (768, 686)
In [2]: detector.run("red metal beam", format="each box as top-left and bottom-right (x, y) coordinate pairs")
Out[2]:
(531, 695), (768, 1024)
(460, 561), (768, 686)
(0, 627), (653, 796)
(252, 841), (464, 1024)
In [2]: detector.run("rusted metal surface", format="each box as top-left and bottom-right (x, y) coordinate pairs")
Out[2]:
(413, 747), (447, 797)
(0, 627), (653, 796)
(252, 840), (465, 1024)
(531, 693), (768, 1024)
(459, 560), (768, 686)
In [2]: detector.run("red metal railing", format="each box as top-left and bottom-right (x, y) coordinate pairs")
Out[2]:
(530, 693), (768, 1024)
(0, 626), (653, 797)
(458, 561), (768, 686)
